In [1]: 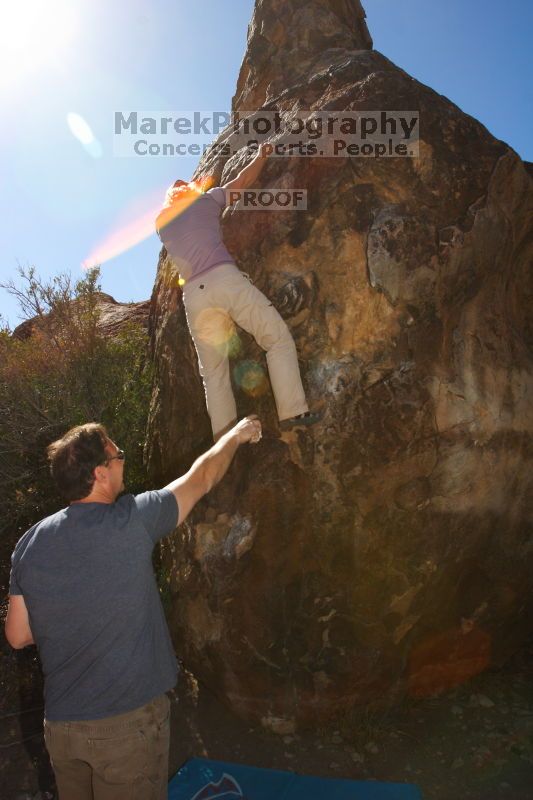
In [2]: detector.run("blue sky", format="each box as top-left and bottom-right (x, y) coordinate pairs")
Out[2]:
(1, 0), (531, 329)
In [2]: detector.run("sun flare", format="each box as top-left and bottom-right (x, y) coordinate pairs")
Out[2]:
(0, 0), (78, 90)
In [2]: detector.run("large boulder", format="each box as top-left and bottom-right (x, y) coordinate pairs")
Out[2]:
(146, 0), (533, 729)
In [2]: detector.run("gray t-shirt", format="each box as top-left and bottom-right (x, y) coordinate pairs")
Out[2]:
(9, 489), (179, 721)
(155, 186), (235, 282)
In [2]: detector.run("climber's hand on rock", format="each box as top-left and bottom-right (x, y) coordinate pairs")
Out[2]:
(233, 415), (262, 445)
(259, 142), (272, 159)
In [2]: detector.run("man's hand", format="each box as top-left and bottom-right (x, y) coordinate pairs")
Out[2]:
(231, 415), (262, 444)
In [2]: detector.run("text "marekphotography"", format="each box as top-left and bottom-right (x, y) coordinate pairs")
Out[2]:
(113, 110), (420, 158)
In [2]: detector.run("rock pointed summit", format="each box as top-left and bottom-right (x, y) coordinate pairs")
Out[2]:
(232, 0), (372, 112)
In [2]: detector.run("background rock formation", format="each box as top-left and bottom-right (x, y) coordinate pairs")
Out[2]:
(12, 293), (150, 341)
(146, 0), (533, 729)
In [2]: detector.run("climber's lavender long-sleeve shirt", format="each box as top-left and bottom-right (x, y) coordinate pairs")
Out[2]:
(155, 187), (235, 283)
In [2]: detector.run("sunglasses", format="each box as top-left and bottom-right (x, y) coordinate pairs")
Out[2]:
(105, 449), (125, 464)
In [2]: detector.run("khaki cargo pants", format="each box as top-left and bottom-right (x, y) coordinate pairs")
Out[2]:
(182, 262), (309, 438)
(43, 693), (170, 800)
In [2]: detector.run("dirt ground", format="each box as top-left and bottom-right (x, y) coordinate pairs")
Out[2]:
(1, 631), (532, 800)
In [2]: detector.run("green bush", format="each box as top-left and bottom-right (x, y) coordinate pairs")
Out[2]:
(0, 265), (153, 546)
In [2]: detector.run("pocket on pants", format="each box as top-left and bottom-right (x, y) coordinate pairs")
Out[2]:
(138, 696), (170, 790)
(89, 730), (148, 784)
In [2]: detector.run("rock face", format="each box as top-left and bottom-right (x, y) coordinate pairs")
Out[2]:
(146, 0), (533, 728)
(89, 294), (151, 338)
(12, 293), (151, 341)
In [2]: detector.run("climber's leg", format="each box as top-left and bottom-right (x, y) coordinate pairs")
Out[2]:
(182, 275), (238, 439)
(213, 264), (309, 422)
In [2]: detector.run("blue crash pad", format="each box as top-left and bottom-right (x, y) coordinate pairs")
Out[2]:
(168, 757), (423, 799)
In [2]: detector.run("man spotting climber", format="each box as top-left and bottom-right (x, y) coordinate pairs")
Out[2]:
(155, 142), (320, 440)
(5, 415), (262, 799)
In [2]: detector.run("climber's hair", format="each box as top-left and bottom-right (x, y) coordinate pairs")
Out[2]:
(163, 180), (202, 208)
(46, 423), (110, 502)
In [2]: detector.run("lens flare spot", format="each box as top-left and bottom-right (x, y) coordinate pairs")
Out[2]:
(233, 360), (269, 398)
(67, 112), (103, 159)
(194, 308), (237, 354)
(227, 331), (242, 358)
(67, 112), (93, 144)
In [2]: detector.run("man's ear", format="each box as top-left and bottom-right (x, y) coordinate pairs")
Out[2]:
(93, 465), (107, 485)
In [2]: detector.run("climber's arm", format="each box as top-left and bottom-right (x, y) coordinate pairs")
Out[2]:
(223, 143), (270, 193)
(163, 416), (262, 525)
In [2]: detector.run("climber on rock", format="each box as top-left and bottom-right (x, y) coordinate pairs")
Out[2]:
(155, 142), (320, 440)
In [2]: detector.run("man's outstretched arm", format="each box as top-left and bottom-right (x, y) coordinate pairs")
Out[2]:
(164, 416), (262, 526)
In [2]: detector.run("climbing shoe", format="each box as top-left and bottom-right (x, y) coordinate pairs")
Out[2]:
(279, 411), (322, 430)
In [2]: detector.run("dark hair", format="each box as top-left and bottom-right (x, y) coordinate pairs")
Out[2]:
(47, 423), (109, 501)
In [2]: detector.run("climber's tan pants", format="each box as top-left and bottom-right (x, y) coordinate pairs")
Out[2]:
(182, 262), (308, 438)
